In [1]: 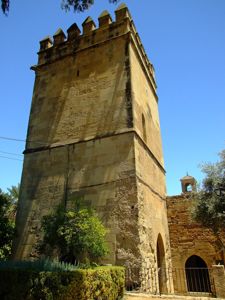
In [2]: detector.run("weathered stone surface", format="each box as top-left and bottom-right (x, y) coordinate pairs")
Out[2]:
(212, 265), (225, 298)
(125, 293), (223, 300)
(167, 194), (225, 269)
(167, 194), (225, 295)
(11, 5), (225, 298)
(12, 7), (171, 287)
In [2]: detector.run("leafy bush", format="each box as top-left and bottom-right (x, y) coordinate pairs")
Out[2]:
(0, 190), (15, 260)
(39, 203), (109, 264)
(0, 185), (19, 260)
(0, 258), (77, 272)
(0, 265), (124, 300)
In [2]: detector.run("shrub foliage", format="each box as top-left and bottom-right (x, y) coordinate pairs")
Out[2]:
(39, 203), (108, 264)
(0, 185), (19, 260)
(0, 264), (124, 300)
(0, 258), (77, 272)
(0, 190), (15, 259)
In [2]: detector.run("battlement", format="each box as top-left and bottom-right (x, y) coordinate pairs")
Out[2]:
(33, 3), (156, 88)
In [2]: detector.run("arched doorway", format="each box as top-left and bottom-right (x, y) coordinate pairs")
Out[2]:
(185, 255), (211, 293)
(156, 234), (167, 294)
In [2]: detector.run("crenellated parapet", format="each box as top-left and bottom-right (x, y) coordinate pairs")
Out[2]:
(33, 3), (156, 89)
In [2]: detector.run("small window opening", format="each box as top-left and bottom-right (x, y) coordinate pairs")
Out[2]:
(77, 70), (80, 77)
(142, 114), (147, 142)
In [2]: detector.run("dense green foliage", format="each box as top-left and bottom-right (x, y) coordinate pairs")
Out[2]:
(1, 0), (119, 15)
(192, 150), (225, 232)
(6, 183), (20, 203)
(0, 191), (14, 259)
(0, 258), (77, 272)
(0, 265), (124, 300)
(0, 184), (19, 260)
(39, 203), (108, 264)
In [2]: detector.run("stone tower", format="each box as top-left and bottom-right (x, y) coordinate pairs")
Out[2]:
(12, 4), (171, 276)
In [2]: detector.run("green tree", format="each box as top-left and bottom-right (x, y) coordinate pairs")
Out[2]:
(1, 0), (119, 15)
(7, 183), (20, 203)
(39, 202), (109, 264)
(6, 183), (19, 221)
(0, 190), (15, 260)
(0, 184), (19, 260)
(192, 150), (225, 232)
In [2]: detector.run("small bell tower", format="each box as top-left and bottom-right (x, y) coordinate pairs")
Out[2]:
(180, 174), (196, 193)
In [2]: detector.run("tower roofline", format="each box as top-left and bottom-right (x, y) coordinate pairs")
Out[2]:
(32, 6), (156, 92)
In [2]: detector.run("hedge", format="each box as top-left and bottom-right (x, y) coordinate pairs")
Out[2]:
(0, 266), (124, 300)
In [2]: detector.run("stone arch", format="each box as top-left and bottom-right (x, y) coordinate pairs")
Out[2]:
(156, 234), (167, 294)
(185, 255), (211, 293)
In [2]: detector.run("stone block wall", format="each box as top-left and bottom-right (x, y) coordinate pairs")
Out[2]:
(167, 194), (225, 295)
(167, 194), (225, 269)
(212, 265), (225, 298)
(13, 5), (171, 283)
(13, 132), (141, 265)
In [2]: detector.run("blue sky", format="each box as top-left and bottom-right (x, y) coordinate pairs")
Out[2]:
(0, 0), (224, 195)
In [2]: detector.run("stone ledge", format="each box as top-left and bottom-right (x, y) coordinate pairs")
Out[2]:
(124, 293), (221, 300)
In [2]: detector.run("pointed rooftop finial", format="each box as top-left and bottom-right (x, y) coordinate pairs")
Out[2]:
(67, 23), (81, 40)
(82, 16), (96, 34)
(115, 3), (131, 22)
(98, 10), (112, 27)
(53, 28), (66, 45)
(39, 36), (53, 51)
